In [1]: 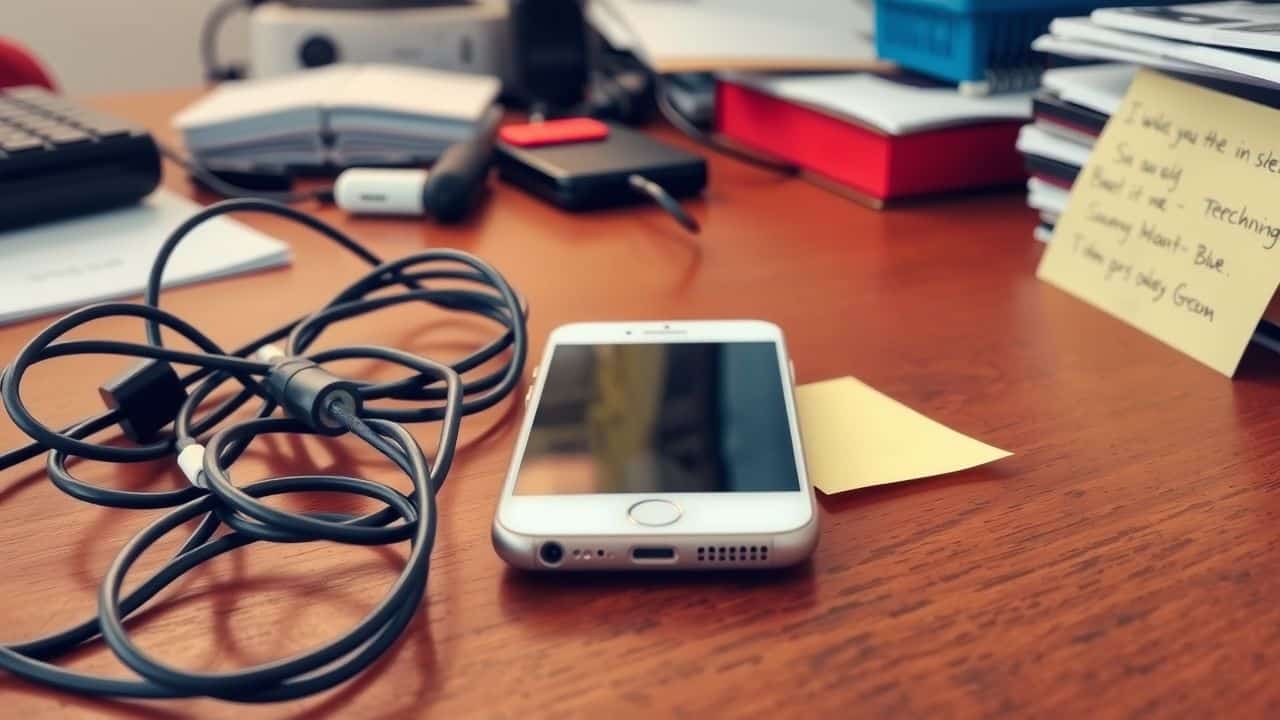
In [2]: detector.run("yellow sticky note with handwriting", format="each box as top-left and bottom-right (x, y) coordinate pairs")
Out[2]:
(1038, 70), (1280, 377)
(795, 377), (1011, 495)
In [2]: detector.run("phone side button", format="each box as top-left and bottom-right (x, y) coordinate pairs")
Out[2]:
(628, 499), (682, 527)
(525, 385), (533, 405)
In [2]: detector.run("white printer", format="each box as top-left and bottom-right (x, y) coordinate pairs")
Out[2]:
(248, 1), (515, 85)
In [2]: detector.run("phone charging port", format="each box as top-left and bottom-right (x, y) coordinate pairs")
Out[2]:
(631, 546), (676, 563)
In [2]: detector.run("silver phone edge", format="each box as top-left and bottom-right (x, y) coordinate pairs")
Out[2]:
(491, 511), (819, 571)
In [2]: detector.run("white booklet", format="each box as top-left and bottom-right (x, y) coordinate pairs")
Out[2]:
(1042, 62), (1138, 116)
(1093, 2), (1280, 53)
(0, 190), (291, 325)
(1017, 124), (1094, 168)
(1026, 177), (1071, 216)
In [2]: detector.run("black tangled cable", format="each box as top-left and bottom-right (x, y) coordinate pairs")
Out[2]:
(0, 198), (527, 702)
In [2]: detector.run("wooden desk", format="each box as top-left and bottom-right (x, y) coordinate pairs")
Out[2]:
(2, 90), (1279, 720)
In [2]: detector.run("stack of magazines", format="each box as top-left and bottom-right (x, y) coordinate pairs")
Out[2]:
(1027, 1), (1280, 349)
(1033, 3), (1280, 98)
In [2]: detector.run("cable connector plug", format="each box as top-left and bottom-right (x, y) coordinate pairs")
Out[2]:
(177, 443), (207, 489)
(99, 360), (188, 443)
(263, 357), (362, 435)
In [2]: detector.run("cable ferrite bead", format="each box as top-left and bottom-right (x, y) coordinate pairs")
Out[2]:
(98, 360), (188, 442)
(262, 354), (362, 435)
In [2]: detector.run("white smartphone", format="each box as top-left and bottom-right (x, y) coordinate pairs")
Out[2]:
(492, 320), (818, 571)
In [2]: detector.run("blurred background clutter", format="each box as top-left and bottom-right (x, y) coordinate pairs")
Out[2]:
(5, 1), (1280, 291)
(0, 1), (248, 93)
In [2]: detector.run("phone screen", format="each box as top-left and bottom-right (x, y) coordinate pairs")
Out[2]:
(513, 342), (801, 495)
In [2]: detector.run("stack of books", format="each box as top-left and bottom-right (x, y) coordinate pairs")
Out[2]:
(715, 72), (1033, 207)
(1026, 1), (1280, 348)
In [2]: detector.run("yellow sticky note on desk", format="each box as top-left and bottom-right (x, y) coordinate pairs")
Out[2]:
(1038, 70), (1280, 377)
(795, 377), (1011, 495)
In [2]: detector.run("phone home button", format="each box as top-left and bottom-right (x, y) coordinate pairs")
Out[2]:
(628, 499), (682, 527)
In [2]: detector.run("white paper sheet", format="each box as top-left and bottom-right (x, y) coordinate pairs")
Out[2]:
(0, 190), (291, 325)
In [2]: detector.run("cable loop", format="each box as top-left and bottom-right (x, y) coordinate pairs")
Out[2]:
(0, 198), (526, 701)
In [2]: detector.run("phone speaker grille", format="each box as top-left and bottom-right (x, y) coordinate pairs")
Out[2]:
(695, 545), (770, 563)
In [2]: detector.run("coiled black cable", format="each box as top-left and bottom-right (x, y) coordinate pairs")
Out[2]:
(0, 198), (527, 702)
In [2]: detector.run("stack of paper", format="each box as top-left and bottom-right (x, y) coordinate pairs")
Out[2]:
(1093, 2), (1280, 52)
(1033, 5), (1280, 97)
(1025, 2), (1280, 233)
(1027, 2), (1280, 244)
(587, 0), (880, 73)
(174, 64), (501, 169)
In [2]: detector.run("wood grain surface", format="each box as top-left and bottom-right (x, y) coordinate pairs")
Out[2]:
(1, 90), (1278, 719)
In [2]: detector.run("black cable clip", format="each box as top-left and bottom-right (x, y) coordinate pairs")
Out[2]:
(261, 353), (362, 436)
(98, 361), (188, 443)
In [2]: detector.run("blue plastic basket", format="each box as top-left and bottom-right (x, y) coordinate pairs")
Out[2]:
(875, 0), (1179, 91)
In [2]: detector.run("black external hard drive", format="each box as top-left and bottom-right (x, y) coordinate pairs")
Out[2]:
(496, 123), (707, 212)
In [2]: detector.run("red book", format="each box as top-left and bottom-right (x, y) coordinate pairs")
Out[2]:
(715, 79), (1027, 205)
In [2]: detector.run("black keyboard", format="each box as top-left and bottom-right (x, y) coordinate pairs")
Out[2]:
(0, 86), (161, 231)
